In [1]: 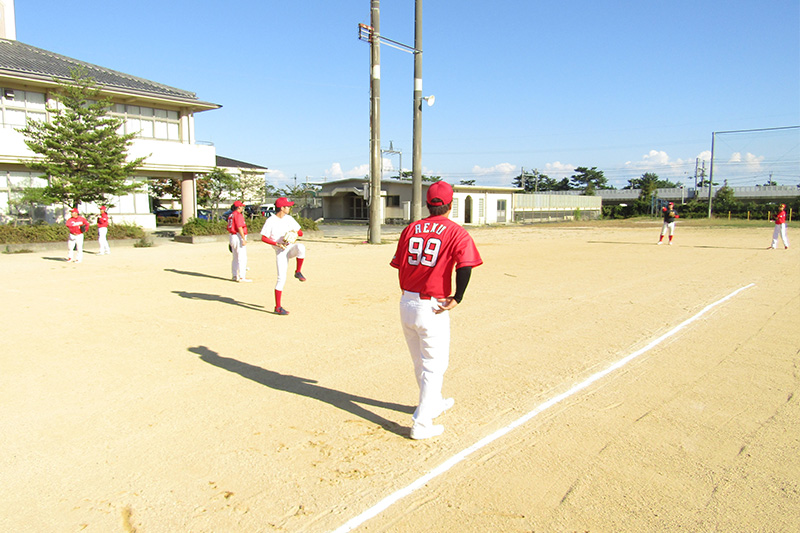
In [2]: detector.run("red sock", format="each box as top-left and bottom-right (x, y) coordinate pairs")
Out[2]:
(296, 258), (304, 272)
(669, 235), (673, 242)
(274, 290), (282, 308)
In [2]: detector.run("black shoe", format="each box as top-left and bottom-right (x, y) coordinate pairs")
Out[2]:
(294, 271), (306, 282)
(274, 306), (289, 315)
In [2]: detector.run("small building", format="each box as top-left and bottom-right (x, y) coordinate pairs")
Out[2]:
(316, 177), (520, 225)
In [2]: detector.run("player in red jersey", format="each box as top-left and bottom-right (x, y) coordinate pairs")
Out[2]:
(390, 181), (483, 439)
(65, 208), (90, 262)
(227, 200), (251, 282)
(769, 203), (790, 249)
(97, 205), (111, 255)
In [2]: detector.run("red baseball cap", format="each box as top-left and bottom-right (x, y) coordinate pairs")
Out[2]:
(426, 181), (453, 206)
(100, 205), (107, 210)
(70, 208), (79, 213)
(233, 200), (244, 207)
(275, 197), (295, 208)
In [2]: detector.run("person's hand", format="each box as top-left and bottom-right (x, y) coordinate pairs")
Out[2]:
(434, 297), (458, 314)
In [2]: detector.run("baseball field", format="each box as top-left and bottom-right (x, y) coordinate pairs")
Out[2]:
(1, 220), (798, 532)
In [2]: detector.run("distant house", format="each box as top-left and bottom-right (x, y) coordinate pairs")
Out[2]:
(316, 177), (521, 225)
(0, 3), (220, 228)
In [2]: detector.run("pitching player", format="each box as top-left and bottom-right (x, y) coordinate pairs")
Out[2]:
(97, 205), (111, 255)
(769, 203), (790, 249)
(65, 208), (90, 262)
(228, 200), (251, 282)
(657, 201), (679, 245)
(390, 181), (483, 440)
(260, 197), (306, 315)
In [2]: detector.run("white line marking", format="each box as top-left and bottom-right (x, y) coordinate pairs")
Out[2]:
(330, 283), (755, 533)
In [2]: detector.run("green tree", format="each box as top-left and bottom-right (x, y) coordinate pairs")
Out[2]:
(387, 170), (441, 182)
(713, 184), (738, 213)
(201, 167), (239, 216)
(570, 167), (611, 194)
(17, 68), (146, 208)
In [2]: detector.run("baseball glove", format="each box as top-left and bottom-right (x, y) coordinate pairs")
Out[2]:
(282, 230), (298, 245)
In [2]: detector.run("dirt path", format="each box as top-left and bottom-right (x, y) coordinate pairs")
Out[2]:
(1, 223), (797, 532)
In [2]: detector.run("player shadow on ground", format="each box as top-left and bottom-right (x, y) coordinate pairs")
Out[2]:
(165, 268), (234, 282)
(173, 290), (266, 312)
(190, 345), (413, 436)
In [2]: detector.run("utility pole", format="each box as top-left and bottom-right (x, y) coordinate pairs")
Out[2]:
(368, 0), (382, 243)
(411, 0), (423, 221)
(708, 132), (715, 218)
(382, 141), (402, 178)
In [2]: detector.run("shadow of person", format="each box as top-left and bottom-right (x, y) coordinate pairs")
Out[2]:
(173, 291), (266, 312)
(190, 346), (413, 436)
(165, 268), (233, 282)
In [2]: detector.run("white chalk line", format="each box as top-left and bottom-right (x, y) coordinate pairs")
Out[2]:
(330, 283), (755, 533)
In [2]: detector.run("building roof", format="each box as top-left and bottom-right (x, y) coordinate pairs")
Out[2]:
(0, 38), (219, 110)
(216, 155), (268, 171)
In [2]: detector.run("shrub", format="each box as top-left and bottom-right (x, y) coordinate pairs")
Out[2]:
(180, 215), (318, 236)
(0, 222), (144, 244)
(181, 217), (228, 236)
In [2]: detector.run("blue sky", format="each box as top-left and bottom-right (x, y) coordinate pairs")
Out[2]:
(16, 0), (800, 190)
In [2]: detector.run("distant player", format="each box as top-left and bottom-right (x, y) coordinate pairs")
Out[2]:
(65, 208), (90, 262)
(657, 201), (679, 245)
(228, 200), (251, 282)
(769, 203), (790, 249)
(260, 197), (306, 315)
(97, 205), (111, 255)
(390, 181), (483, 440)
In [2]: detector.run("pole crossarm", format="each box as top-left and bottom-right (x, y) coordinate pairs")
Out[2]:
(357, 23), (419, 53)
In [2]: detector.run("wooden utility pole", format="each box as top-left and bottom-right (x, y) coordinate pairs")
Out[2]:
(368, 0), (382, 243)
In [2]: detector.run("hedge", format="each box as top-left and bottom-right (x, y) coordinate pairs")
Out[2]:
(181, 215), (319, 236)
(0, 222), (145, 244)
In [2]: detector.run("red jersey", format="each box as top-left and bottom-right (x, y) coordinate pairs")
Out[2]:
(227, 210), (247, 235)
(66, 216), (89, 235)
(775, 210), (786, 225)
(97, 212), (109, 228)
(390, 215), (483, 299)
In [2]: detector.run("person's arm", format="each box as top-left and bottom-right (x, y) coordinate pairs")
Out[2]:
(435, 266), (473, 314)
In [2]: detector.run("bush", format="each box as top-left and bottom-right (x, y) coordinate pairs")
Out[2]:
(0, 222), (144, 244)
(180, 215), (319, 236)
(181, 217), (228, 236)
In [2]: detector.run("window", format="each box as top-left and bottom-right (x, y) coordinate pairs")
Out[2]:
(386, 195), (400, 207)
(451, 198), (459, 217)
(112, 104), (181, 141)
(0, 89), (47, 128)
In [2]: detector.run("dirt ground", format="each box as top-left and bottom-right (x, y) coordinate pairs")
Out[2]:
(1, 221), (798, 532)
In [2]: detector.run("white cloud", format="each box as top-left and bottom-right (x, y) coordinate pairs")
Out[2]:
(728, 152), (764, 172)
(323, 163), (370, 180)
(542, 161), (574, 178)
(471, 162), (517, 176)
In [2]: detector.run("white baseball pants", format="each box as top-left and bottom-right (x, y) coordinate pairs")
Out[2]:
(98, 227), (110, 254)
(67, 233), (84, 261)
(771, 223), (789, 248)
(660, 221), (675, 237)
(400, 291), (451, 428)
(230, 234), (248, 280)
(273, 242), (305, 290)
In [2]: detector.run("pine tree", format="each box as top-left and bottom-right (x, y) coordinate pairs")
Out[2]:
(17, 67), (146, 208)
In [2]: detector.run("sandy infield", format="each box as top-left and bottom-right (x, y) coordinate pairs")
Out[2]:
(1, 222), (798, 532)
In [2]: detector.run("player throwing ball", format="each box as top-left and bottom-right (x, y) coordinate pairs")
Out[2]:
(260, 197), (306, 315)
(390, 181), (483, 440)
